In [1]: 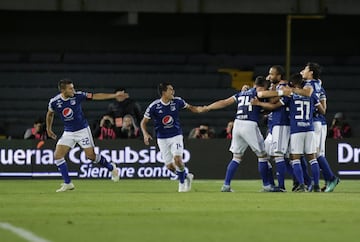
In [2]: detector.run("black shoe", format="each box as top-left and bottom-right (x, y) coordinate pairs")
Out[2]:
(292, 181), (300, 192)
(313, 184), (321, 192)
(293, 184), (306, 192)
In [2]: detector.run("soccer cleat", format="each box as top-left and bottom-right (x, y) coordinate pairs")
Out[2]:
(325, 176), (340, 192)
(111, 163), (120, 182)
(221, 185), (233, 192)
(260, 184), (274, 192)
(184, 173), (194, 192)
(293, 184), (306, 192)
(56, 183), (75, 192)
(313, 184), (321, 192)
(178, 183), (187, 192)
(292, 181), (299, 192)
(271, 186), (287, 192)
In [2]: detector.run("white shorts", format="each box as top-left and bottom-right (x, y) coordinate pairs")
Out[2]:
(57, 126), (95, 149)
(229, 120), (266, 157)
(314, 121), (327, 156)
(266, 125), (290, 156)
(157, 135), (184, 165)
(290, 131), (316, 155)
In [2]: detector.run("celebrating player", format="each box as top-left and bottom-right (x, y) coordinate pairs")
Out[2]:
(46, 79), (128, 192)
(200, 76), (272, 192)
(140, 82), (201, 192)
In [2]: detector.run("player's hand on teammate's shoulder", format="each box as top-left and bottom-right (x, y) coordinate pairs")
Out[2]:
(281, 86), (293, 96)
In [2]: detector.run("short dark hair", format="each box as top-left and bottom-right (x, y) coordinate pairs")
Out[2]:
(271, 65), (285, 79)
(58, 79), (73, 91)
(158, 82), (171, 97)
(289, 73), (303, 87)
(306, 62), (321, 79)
(254, 76), (270, 89)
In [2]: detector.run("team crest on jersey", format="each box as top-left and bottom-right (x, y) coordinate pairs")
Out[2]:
(170, 104), (176, 111)
(62, 107), (74, 119)
(162, 115), (174, 126)
(70, 99), (76, 105)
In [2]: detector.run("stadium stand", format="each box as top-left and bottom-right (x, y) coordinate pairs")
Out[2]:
(0, 52), (359, 138)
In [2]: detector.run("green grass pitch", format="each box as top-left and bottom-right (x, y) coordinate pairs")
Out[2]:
(0, 179), (360, 242)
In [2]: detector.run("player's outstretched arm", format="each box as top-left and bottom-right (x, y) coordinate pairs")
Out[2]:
(187, 104), (205, 113)
(46, 110), (57, 140)
(92, 91), (129, 100)
(140, 117), (153, 145)
(205, 96), (235, 111)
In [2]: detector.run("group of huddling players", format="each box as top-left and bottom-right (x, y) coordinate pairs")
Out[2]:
(47, 62), (339, 193)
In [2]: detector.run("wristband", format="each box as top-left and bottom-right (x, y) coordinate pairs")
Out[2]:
(277, 90), (284, 96)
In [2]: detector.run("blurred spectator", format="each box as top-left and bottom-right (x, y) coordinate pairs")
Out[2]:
(188, 123), (216, 139)
(107, 87), (142, 127)
(328, 112), (352, 139)
(93, 114), (117, 140)
(118, 114), (140, 139)
(24, 117), (47, 140)
(218, 121), (234, 139)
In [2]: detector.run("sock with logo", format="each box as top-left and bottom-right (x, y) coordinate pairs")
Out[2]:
(55, 159), (71, 184)
(309, 159), (320, 186)
(267, 162), (275, 186)
(275, 157), (286, 189)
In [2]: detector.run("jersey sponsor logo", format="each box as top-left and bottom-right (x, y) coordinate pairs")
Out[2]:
(162, 115), (174, 126)
(62, 107), (74, 119)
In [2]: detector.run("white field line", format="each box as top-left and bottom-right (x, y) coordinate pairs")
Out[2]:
(0, 222), (51, 242)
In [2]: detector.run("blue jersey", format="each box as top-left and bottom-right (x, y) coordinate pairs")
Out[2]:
(271, 83), (290, 127)
(48, 91), (91, 132)
(144, 97), (187, 139)
(281, 92), (320, 134)
(233, 88), (263, 122)
(306, 79), (327, 125)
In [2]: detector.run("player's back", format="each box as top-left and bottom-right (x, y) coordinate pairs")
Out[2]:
(233, 88), (263, 122)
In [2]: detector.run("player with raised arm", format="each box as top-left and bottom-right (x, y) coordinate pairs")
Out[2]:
(200, 76), (272, 192)
(140, 82), (201, 192)
(255, 73), (325, 192)
(300, 63), (340, 192)
(46, 79), (127, 192)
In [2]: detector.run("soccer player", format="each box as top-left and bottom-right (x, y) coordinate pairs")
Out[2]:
(256, 73), (325, 192)
(140, 82), (201, 192)
(261, 65), (290, 191)
(300, 63), (340, 192)
(46, 79), (127, 192)
(200, 76), (272, 192)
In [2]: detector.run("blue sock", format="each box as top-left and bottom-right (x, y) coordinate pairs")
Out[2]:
(275, 157), (286, 189)
(258, 158), (270, 186)
(176, 169), (186, 184)
(292, 160), (304, 184)
(309, 159), (320, 186)
(97, 155), (113, 170)
(317, 155), (334, 181)
(285, 158), (294, 176)
(267, 162), (275, 186)
(224, 160), (240, 185)
(300, 156), (312, 186)
(57, 162), (71, 184)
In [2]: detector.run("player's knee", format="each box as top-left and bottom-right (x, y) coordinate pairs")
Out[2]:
(232, 154), (242, 162)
